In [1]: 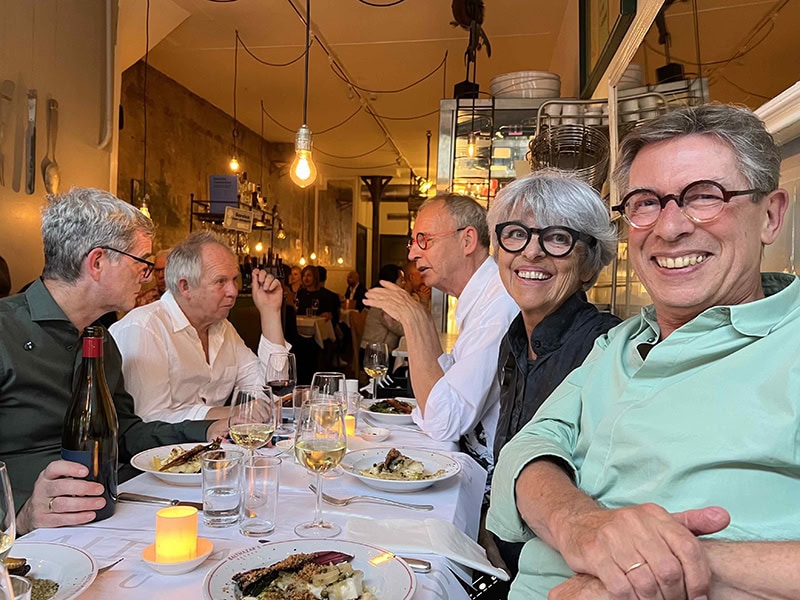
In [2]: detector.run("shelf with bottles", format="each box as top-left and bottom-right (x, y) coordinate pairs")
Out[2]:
(189, 194), (273, 230)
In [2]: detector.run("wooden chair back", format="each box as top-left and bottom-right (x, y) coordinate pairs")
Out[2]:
(349, 309), (369, 376)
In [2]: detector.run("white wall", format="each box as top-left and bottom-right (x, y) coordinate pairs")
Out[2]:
(0, 1), (112, 292)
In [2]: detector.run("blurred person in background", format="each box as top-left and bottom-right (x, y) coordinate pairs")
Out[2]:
(285, 265), (302, 307)
(343, 270), (367, 311)
(360, 264), (406, 363)
(405, 260), (431, 311)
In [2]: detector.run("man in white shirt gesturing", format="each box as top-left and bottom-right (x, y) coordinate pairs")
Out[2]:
(365, 193), (518, 469)
(111, 231), (288, 422)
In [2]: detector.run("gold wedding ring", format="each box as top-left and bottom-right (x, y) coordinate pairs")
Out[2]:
(48, 496), (56, 512)
(624, 561), (646, 574)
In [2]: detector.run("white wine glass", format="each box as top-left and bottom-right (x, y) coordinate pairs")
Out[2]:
(311, 298), (320, 316)
(228, 388), (275, 458)
(0, 462), (14, 561)
(294, 399), (347, 538)
(265, 352), (297, 436)
(363, 342), (389, 401)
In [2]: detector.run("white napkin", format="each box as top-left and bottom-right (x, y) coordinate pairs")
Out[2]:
(346, 517), (510, 581)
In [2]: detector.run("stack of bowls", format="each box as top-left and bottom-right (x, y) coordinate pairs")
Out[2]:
(618, 63), (644, 90)
(491, 71), (561, 99)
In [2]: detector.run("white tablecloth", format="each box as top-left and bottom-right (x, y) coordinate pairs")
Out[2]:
(296, 315), (336, 348)
(21, 427), (486, 599)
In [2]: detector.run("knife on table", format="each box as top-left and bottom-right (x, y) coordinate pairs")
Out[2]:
(24, 90), (37, 195)
(118, 492), (203, 511)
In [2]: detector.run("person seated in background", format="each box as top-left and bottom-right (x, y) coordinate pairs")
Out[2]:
(365, 193), (518, 471)
(343, 270), (367, 311)
(0, 188), (228, 535)
(133, 249), (168, 308)
(285, 265), (302, 307)
(483, 170), (621, 577)
(296, 265), (340, 323)
(109, 231), (288, 423)
(404, 260), (431, 311)
(488, 104), (800, 599)
(360, 264), (406, 364)
(0, 255), (10, 298)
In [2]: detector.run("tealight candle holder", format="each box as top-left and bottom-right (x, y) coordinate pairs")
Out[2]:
(345, 414), (356, 436)
(141, 506), (213, 575)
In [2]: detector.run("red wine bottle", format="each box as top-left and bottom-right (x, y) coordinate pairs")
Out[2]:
(61, 326), (119, 522)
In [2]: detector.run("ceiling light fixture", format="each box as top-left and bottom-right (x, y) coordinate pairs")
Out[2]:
(290, 0), (318, 188)
(230, 33), (241, 172)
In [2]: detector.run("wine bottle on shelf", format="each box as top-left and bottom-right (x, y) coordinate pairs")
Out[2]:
(61, 326), (119, 522)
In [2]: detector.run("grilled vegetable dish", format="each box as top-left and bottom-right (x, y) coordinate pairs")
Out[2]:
(234, 551), (379, 600)
(367, 399), (413, 415)
(360, 448), (444, 481)
(152, 438), (222, 473)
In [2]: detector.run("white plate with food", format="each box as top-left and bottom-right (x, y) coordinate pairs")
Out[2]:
(131, 441), (235, 486)
(361, 397), (416, 426)
(202, 539), (415, 600)
(11, 541), (97, 600)
(340, 447), (461, 493)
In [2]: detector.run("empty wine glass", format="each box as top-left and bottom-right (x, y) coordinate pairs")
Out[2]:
(363, 342), (389, 401)
(0, 462), (14, 561)
(293, 399), (347, 538)
(228, 388), (275, 458)
(265, 352), (297, 436)
(310, 372), (346, 399)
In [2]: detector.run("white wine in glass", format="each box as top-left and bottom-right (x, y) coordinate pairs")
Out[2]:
(229, 388), (275, 457)
(0, 462), (15, 561)
(363, 342), (389, 401)
(293, 399), (347, 538)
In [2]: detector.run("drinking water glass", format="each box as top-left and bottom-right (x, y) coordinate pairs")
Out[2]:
(201, 449), (244, 527)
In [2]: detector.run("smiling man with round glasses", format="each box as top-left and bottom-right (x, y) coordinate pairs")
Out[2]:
(489, 104), (800, 599)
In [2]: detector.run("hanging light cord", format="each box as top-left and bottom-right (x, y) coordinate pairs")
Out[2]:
(142, 0), (150, 191)
(232, 32), (239, 155)
(236, 29), (311, 67)
(329, 51), (447, 94)
(302, 0), (310, 125)
(425, 130), (431, 180)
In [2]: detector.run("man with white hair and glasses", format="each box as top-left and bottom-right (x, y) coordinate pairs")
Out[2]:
(488, 104), (800, 599)
(365, 193), (518, 471)
(0, 188), (229, 535)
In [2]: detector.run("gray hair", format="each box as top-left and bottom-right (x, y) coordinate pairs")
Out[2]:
(487, 170), (617, 289)
(420, 193), (490, 249)
(41, 187), (154, 283)
(614, 103), (780, 195)
(165, 231), (235, 295)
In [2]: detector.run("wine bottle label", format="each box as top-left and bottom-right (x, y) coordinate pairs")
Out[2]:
(61, 447), (93, 469)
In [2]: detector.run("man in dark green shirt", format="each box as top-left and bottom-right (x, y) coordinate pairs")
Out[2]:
(0, 188), (228, 534)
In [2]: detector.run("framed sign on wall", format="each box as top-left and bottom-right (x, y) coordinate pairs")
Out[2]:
(580, 0), (638, 98)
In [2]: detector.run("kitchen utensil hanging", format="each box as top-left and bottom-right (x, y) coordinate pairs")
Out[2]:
(24, 89), (37, 195)
(41, 98), (60, 194)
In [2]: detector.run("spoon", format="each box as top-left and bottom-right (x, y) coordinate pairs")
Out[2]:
(41, 98), (60, 194)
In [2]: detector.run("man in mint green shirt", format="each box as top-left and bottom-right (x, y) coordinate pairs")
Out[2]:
(487, 104), (799, 599)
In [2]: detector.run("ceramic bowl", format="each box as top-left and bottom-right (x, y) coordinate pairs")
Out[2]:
(360, 426), (391, 442)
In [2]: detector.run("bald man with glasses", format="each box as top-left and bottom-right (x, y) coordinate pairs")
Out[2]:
(365, 193), (518, 472)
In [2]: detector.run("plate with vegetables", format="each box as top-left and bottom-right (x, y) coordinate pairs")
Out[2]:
(340, 447), (461, 493)
(202, 539), (415, 600)
(130, 439), (232, 486)
(361, 397), (416, 425)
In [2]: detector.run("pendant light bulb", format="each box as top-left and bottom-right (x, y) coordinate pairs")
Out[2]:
(229, 155), (240, 172)
(254, 241), (264, 253)
(299, 256), (307, 266)
(466, 133), (478, 158)
(290, 125), (317, 188)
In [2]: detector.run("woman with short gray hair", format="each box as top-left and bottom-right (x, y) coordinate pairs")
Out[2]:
(485, 170), (621, 577)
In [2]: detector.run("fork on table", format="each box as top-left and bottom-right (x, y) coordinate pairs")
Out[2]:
(308, 485), (433, 511)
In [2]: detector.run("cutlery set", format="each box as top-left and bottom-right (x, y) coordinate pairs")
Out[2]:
(0, 80), (62, 193)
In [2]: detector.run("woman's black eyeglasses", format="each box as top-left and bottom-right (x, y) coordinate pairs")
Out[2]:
(495, 222), (596, 258)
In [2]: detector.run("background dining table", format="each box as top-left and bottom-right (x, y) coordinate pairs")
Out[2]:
(19, 425), (487, 599)
(295, 315), (337, 348)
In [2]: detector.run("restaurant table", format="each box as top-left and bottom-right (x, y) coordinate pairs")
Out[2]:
(340, 308), (359, 329)
(393, 332), (460, 359)
(295, 315), (336, 348)
(20, 426), (486, 599)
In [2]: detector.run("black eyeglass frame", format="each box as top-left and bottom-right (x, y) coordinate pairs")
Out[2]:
(406, 227), (467, 250)
(94, 246), (155, 278)
(611, 179), (764, 229)
(494, 221), (597, 258)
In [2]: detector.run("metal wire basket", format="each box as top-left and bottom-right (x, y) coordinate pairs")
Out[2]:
(528, 124), (610, 191)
